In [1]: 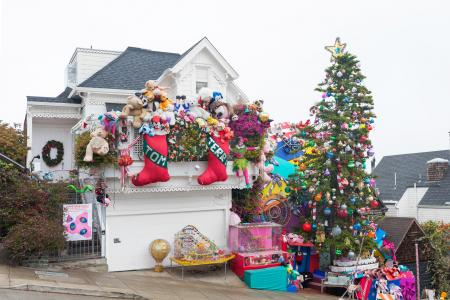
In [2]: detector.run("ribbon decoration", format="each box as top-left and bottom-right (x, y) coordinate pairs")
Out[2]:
(118, 135), (141, 190)
(67, 184), (94, 193)
(206, 133), (227, 165)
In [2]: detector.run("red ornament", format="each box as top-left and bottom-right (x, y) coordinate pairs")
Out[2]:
(370, 200), (379, 208)
(302, 222), (312, 232)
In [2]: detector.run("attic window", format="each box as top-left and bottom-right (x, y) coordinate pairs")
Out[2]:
(196, 67), (208, 93)
(196, 81), (208, 93)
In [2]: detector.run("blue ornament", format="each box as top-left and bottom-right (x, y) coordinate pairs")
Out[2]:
(370, 118), (375, 124)
(324, 207), (332, 216)
(344, 96), (349, 103)
(326, 92), (332, 97)
(364, 177), (371, 184)
(312, 223), (317, 231)
(350, 197), (356, 204)
(353, 223), (362, 231)
(326, 151), (334, 159)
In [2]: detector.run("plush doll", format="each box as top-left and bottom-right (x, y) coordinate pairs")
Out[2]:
(131, 115), (170, 186)
(257, 139), (275, 183)
(232, 137), (257, 188)
(83, 127), (110, 162)
(119, 94), (149, 128)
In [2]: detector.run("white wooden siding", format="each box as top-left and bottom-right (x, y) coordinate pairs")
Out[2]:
(417, 207), (450, 223)
(75, 51), (120, 85)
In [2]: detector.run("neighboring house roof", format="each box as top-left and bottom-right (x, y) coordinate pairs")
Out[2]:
(419, 171), (450, 206)
(373, 150), (450, 203)
(377, 217), (417, 251)
(27, 87), (82, 104)
(78, 47), (181, 90)
(105, 102), (125, 112)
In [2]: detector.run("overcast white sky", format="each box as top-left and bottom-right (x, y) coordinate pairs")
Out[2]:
(1, 0), (449, 160)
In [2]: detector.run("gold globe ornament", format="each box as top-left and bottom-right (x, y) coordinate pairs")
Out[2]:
(149, 239), (171, 272)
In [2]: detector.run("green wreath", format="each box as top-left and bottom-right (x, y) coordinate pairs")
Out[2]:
(42, 140), (64, 167)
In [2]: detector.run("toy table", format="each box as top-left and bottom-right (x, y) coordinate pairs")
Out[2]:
(170, 254), (235, 280)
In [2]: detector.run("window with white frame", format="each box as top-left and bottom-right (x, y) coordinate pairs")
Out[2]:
(195, 67), (208, 93)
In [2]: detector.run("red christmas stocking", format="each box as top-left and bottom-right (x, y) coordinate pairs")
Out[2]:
(198, 133), (229, 185)
(132, 134), (170, 186)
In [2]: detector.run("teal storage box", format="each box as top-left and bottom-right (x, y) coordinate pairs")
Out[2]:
(244, 266), (287, 291)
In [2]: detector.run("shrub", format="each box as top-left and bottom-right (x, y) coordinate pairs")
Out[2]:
(0, 121), (27, 165)
(3, 215), (65, 263)
(421, 221), (450, 295)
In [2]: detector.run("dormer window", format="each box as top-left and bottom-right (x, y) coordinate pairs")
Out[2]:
(196, 81), (208, 93)
(195, 67), (208, 93)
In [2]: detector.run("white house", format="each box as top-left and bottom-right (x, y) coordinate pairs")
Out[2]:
(373, 148), (450, 223)
(25, 37), (253, 271)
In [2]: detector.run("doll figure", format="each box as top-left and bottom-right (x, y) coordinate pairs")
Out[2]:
(232, 137), (257, 188)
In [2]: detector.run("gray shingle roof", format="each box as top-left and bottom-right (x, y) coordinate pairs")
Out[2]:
(377, 217), (416, 251)
(419, 171), (450, 206)
(27, 87), (82, 104)
(373, 150), (450, 203)
(78, 47), (181, 90)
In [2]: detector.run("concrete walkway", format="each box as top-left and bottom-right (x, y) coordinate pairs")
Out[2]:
(0, 263), (338, 300)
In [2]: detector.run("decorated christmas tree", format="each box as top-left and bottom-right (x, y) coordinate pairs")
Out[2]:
(289, 38), (381, 259)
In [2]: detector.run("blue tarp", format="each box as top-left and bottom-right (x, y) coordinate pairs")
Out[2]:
(271, 157), (297, 179)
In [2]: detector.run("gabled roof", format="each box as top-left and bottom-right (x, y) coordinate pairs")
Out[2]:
(373, 150), (450, 202)
(377, 217), (417, 251)
(27, 87), (82, 104)
(78, 47), (181, 90)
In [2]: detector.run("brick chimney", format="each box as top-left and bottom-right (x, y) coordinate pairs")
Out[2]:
(427, 158), (449, 181)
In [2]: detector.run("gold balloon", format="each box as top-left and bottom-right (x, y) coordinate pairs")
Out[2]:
(149, 239), (171, 272)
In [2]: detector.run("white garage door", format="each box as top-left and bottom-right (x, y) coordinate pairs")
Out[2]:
(105, 190), (231, 272)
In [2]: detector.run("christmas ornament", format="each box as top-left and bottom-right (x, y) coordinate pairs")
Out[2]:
(332, 225), (342, 237)
(353, 223), (362, 231)
(302, 222), (312, 232)
(370, 200), (379, 208)
(324, 207), (331, 216)
(348, 251), (355, 259)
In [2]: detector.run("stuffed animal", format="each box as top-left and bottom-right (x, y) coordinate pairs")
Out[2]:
(83, 128), (110, 162)
(187, 98), (210, 120)
(257, 139), (275, 183)
(119, 95), (149, 128)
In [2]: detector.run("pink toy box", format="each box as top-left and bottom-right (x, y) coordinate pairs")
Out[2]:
(229, 222), (285, 278)
(228, 222), (282, 253)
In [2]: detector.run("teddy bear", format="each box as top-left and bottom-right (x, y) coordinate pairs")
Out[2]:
(186, 98), (211, 120)
(83, 127), (110, 162)
(119, 94), (149, 128)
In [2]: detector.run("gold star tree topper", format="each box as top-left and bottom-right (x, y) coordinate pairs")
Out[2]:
(325, 37), (346, 61)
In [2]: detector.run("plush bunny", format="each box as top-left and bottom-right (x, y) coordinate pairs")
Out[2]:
(83, 128), (110, 162)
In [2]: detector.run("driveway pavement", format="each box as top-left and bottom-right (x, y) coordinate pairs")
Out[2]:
(0, 263), (338, 300)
